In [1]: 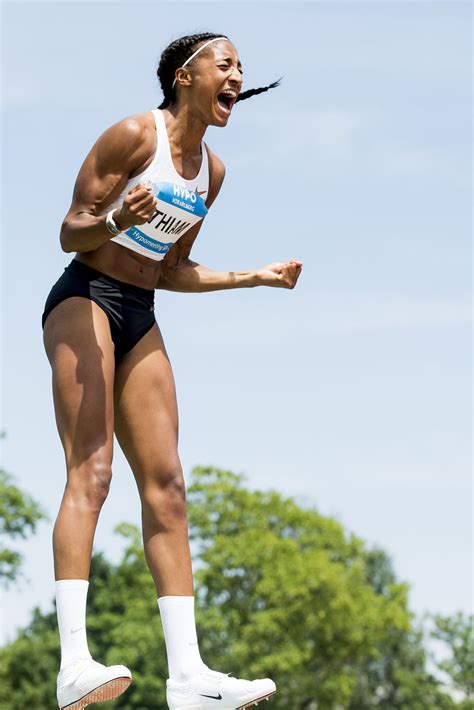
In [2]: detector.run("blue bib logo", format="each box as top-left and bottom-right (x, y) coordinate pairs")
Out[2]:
(157, 182), (208, 217)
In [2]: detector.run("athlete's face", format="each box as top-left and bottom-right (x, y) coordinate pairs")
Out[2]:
(187, 40), (244, 127)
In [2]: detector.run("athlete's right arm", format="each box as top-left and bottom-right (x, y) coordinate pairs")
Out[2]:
(60, 117), (158, 253)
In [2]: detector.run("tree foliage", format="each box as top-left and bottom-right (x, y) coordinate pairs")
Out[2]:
(431, 612), (474, 706)
(0, 466), (465, 709)
(186, 467), (454, 709)
(0, 468), (46, 583)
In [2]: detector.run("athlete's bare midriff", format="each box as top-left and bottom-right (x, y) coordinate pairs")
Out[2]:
(75, 240), (164, 290)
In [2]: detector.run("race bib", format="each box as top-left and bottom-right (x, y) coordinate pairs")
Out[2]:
(123, 181), (208, 256)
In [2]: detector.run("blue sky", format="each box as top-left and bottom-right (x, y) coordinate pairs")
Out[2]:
(1, 1), (471, 644)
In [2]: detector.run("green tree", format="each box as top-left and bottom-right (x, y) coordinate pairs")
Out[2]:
(0, 529), (167, 710)
(347, 550), (455, 709)
(186, 467), (453, 709)
(0, 466), (460, 709)
(431, 612), (474, 708)
(0, 468), (46, 583)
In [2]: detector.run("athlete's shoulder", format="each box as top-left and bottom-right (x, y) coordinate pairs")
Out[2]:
(94, 111), (155, 164)
(84, 112), (156, 176)
(110, 111), (153, 139)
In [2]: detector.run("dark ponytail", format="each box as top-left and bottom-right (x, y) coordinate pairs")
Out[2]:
(235, 78), (283, 103)
(156, 33), (281, 108)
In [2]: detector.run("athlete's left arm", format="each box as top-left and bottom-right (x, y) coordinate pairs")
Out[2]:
(156, 149), (302, 293)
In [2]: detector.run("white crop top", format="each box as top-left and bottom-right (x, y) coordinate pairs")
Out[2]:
(100, 109), (210, 261)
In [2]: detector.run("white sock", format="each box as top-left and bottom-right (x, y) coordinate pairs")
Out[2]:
(158, 595), (205, 682)
(55, 579), (92, 669)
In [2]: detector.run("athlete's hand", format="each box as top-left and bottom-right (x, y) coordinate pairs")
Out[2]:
(257, 259), (303, 289)
(114, 183), (158, 230)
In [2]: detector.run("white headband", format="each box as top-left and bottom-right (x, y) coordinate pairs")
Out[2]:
(172, 37), (228, 90)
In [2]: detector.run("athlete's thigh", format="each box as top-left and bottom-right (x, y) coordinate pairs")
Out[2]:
(43, 297), (116, 468)
(113, 323), (179, 487)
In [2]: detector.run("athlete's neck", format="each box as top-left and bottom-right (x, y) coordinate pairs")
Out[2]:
(163, 106), (207, 159)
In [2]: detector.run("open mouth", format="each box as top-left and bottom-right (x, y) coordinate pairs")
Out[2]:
(216, 91), (237, 116)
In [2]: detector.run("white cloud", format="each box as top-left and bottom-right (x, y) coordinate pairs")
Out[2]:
(1, 73), (44, 108)
(310, 295), (472, 333)
(157, 296), (471, 348)
(309, 108), (361, 149)
(235, 104), (377, 164)
(369, 138), (469, 186)
(237, 103), (469, 188)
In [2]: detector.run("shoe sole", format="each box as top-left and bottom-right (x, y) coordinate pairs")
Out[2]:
(237, 689), (277, 709)
(61, 676), (132, 709)
(173, 689), (277, 710)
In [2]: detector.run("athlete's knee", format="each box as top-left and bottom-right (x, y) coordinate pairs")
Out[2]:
(65, 457), (113, 512)
(161, 466), (186, 501)
(142, 463), (187, 523)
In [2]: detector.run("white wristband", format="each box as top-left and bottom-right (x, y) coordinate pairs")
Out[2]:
(105, 209), (123, 236)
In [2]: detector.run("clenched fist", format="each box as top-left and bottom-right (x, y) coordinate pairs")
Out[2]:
(257, 260), (303, 289)
(114, 183), (158, 230)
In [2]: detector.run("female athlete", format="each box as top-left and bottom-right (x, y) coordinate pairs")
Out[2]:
(42, 32), (302, 710)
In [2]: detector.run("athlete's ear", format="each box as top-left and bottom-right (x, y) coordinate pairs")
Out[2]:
(175, 67), (193, 88)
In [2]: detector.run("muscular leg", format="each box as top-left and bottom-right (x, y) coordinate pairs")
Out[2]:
(45, 298), (133, 707)
(43, 297), (116, 580)
(113, 324), (278, 702)
(113, 323), (193, 597)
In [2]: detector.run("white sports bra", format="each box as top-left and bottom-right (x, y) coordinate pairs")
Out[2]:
(100, 109), (210, 261)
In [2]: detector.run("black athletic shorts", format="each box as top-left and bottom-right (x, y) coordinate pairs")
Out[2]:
(41, 259), (156, 362)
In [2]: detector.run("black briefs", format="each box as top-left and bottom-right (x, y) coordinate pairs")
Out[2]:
(41, 259), (156, 362)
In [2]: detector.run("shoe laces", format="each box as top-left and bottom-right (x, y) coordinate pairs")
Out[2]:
(202, 666), (232, 682)
(202, 667), (256, 690)
(205, 667), (244, 686)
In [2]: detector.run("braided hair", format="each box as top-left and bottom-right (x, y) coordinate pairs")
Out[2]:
(157, 32), (281, 109)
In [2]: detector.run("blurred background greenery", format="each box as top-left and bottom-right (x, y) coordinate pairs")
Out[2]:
(0, 465), (472, 709)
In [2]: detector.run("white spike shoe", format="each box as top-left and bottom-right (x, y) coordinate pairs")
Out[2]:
(166, 664), (277, 709)
(57, 657), (132, 709)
